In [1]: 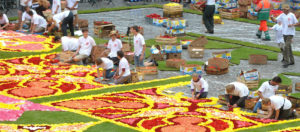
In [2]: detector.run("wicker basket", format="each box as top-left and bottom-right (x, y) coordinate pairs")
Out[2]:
(155, 36), (177, 44)
(151, 53), (165, 61)
(166, 59), (186, 69)
(249, 54), (268, 65)
(59, 51), (74, 62)
(245, 98), (258, 110)
(190, 36), (208, 47)
(206, 58), (229, 75)
(220, 11), (240, 19)
(91, 45), (107, 62)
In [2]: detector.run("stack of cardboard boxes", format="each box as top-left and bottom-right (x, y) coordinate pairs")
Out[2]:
(188, 36), (207, 58)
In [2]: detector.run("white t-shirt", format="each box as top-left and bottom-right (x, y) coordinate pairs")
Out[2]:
(258, 81), (278, 101)
(97, 58), (114, 70)
(190, 78), (209, 92)
(22, 9), (36, 21)
(206, 0), (215, 5)
(67, 0), (80, 9)
(53, 10), (70, 27)
(32, 14), (47, 28)
(225, 82), (249, 97)
(52, 0), (62, 14)
(61, 36), (79, 51)
(78, 36), (96, 56)
(271, 24), (284, 44)
(269, 95), (292, 110)
(20, 0), (32, 6)
(0, 14), (9, 24)
(133, 33), (145, 56)
(276, 13), (298, 36)
(118, 57), (131, 77)
(107, 39), (122, 58)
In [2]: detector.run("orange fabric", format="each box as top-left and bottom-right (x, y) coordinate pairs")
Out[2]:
(259, 20), (268, 31)
(257, 0), (270, 9)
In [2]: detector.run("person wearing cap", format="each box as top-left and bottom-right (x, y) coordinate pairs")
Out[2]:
(65, 28), (95, 63)
(253, 76), (281, 113)
(47, 10), (74, 36)
(107, 30), (122, 66)
(53, 36), (79, 52)
(225, 82), (249, 108)
(0, 12), (9, 30)
(255, 0), (271, 41)
(262, 95), (295, 120)
(190, 73), (209, 99)
(271, 4), (300, 68)
(131, 25), (146, 67)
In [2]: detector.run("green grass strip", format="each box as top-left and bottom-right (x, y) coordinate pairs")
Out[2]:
(186, 32), (300, 56)
(0, 111), (97, 124)
(230, 47), (278, 64)
(236, 119), (300, 132)
(0, 46), (62, 59)
(29, 76), (191, 103)
(85, 122), (138, 132)
(282, 72), (300, 77)
(290, 93), (300, 98)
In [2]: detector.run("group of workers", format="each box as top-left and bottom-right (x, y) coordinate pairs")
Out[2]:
(190, 74), (297, 120)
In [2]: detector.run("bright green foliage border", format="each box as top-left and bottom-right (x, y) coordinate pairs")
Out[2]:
(29, 75), (191, 103)
(85, 122), (138, 132)
(236, 120), (300, 132)
(158, 61), (204, 71)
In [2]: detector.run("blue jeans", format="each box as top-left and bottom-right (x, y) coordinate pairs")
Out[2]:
(134, 54), (144, 67)
(253, 101), (262, 113)
(104, 69), (115, 79)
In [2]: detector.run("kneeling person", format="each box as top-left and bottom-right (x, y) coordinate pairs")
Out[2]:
(225, 82), (249, 108)
(0, 12), (9, 30)
(262, 95), (294, 120)
(29, 11), (47, 33)
(114, 51), (131, 84)
(53, 36), (79, 52)
(66, 29), (96, 63)
(191, 73), (209, 99)
(95, 57), (115, 81)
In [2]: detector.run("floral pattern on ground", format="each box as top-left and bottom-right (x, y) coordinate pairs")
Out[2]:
(47, 83), (299, 132)
(0, 53), (107, 99)
(0, 30), (60, 52)
(0, 95), (61, 121)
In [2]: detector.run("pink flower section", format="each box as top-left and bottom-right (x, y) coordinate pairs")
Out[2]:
(7, 43), (45, 51)
(0, 95), (60, 121)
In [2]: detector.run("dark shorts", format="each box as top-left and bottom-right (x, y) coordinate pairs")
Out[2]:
(195, 92), (208, 99)
(18, 5), (26, 12)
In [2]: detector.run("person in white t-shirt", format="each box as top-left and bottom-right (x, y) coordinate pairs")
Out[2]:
(190, 73), (209, 99)
(95, 57), (115, 81)
(65, 29), (96, 63)
(113, 51), (131, 84)
(52, 0), (61, 15)
(271, 4), (300, 68)
(29, 12), (47, 33)
(131, 26), (146, 67)
(225, 82), (249, 108)
(19, 6), (37, 30)
(18, 0), (33, 24)
(47, 10), (74, 36)
(66, 0), (79, 29)
(0, 12), (9, 30)
(53, 36), (79, 51)
(107, 30), (122, 65)
(253, 76), (281, 113)
(271, 22), (285, 61)
(262, 95), (295, 120)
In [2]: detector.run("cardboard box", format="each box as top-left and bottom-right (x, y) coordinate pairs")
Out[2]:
(206, 58), (229, 75)
(249, 54), (268, 65)
(166, 59), (186, 69)
(188, 46), (204, 58)
(237, 70), (260, 90)
(136, 66), (158, 75)
(181, 64), (202, 75)
(166, 53), (181, 59)
(155, 36), (177, 44)
(212, 51), (231, 60)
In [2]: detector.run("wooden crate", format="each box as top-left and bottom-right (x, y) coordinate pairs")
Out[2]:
(249, 54), (268, 65)
(94, 24), (115, 38)
(237, 76), (260, 90)
(220, 11), (240, 19)
(166, 59), (186, 69)
(166, 53), (181, 59)
(151, 53), (164, 61)
(91, 45), (107, 62)
(245, 98), (258, 110)
(296, 82), (300, 91)
(136, 66), (158, 75)
(188, 45), (204, 58)
(239, 0), (251, 6)
(206, 58), (229, 75)
(190, 36), (207, 47)
(276, 84), (292, 94)
(131, 72), (139, 83)
(287, 96), (300, 108)
(122, 42), (131, 52)
(125, 52), (134, 63)
(155, 36), (177, 44)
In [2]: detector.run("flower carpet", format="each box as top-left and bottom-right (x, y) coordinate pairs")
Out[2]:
(0, 31), (60, 52)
